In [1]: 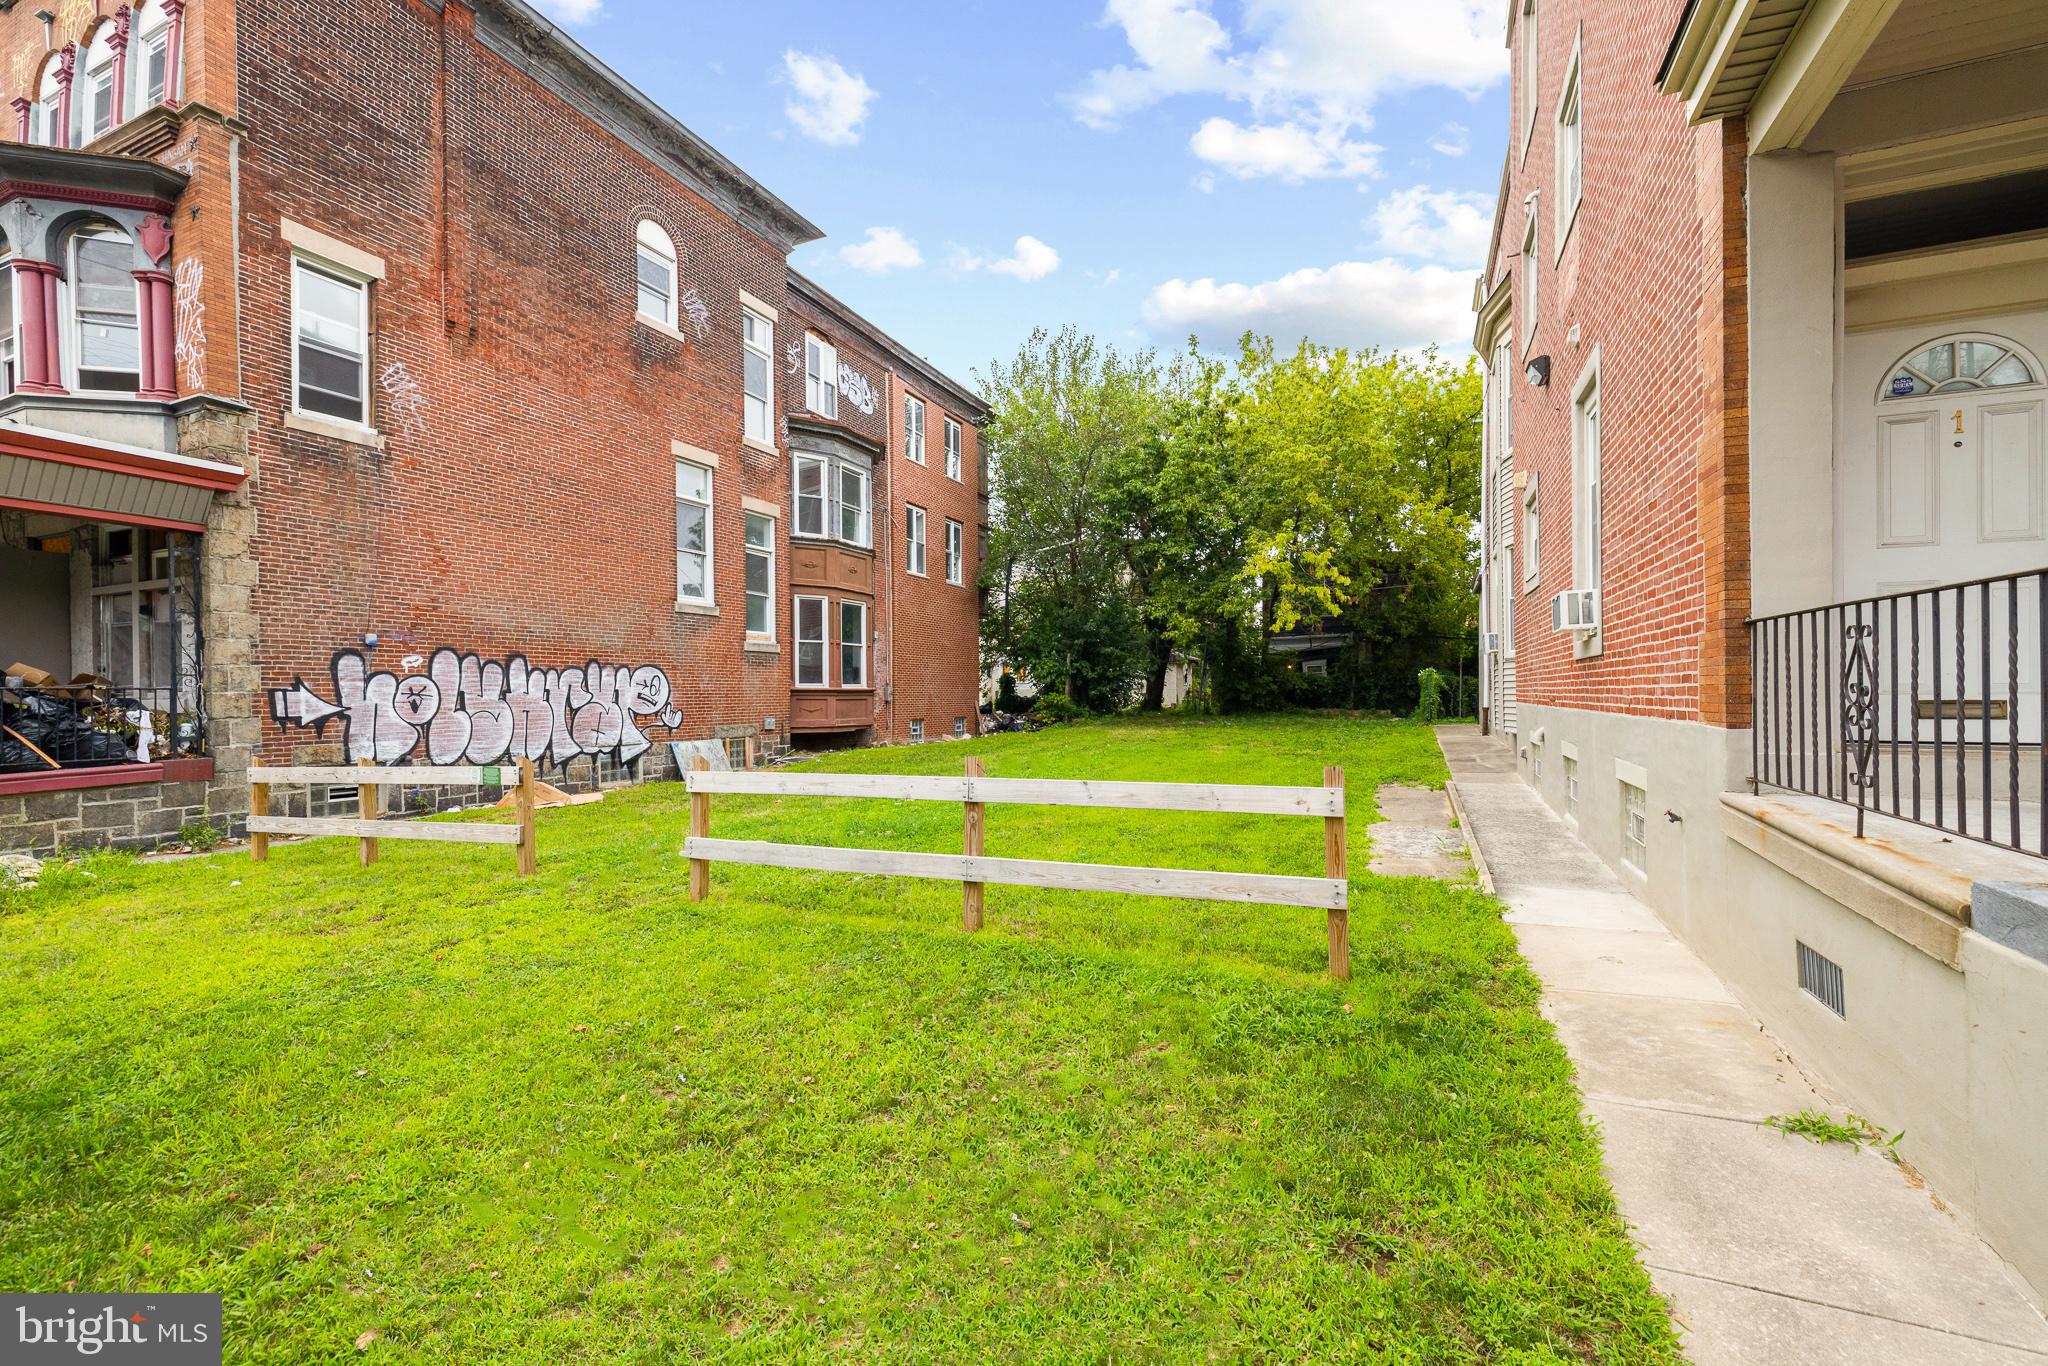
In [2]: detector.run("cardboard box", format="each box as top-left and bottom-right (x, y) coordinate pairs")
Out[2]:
(3, 662), (57, 687)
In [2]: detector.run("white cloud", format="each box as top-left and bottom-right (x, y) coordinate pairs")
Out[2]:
(1430, 122), (1470, 158)
(532, 0), (601, 22)
(1142, 258), (1474, 352)
(1369, 186), (1494, 268)
(1073, 0), (1503, 182)
(1102, 269), (1122, 286)
(953, 236), (1062, 282)
(838, 226), (924, 274)
(783, 50), (875, 147)
(1189, 116), (1380, 181)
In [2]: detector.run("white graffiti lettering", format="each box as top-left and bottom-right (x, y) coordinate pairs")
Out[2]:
(173, 257), (205, 392)
(379, 360), (428, 437)
(681, 288), (711, 340)
(268, 648), (686, 767)
(837, 362), (877, 416)
(784, 340), (803, 375)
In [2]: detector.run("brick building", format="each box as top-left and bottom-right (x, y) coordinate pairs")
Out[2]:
(1475, 0), (2048, 1298)
(0, 0), (988, 854)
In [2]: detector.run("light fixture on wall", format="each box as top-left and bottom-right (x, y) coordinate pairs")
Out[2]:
(1525, 355), (1552, 388)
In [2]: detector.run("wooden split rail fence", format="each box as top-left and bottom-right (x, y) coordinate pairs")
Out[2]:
(248, 757), (539, 875)
(683, 758), (1353, 979)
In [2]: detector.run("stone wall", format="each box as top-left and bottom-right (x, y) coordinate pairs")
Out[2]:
(1, 772), (235, 854)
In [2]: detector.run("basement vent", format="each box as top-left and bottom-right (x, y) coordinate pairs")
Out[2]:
(1797, 942), (1846, 1018)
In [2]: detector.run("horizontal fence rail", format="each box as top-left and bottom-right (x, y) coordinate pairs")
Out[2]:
(684, 758), (1354, 979)
(248, 757), (539, 875)
(1750, 568), (2048, 856)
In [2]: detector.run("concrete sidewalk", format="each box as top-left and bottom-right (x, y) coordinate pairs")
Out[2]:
(1435, 724), (2048, 1365)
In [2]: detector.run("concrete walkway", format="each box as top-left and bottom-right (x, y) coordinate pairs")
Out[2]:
(1434, 724), (2048, 1365)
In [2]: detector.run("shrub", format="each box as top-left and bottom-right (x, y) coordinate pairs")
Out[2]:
(180, 819), (224, 851)
(1030, 693), (1086, 725)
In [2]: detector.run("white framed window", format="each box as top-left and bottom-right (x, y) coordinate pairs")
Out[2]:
(635, 219), (676, 329)
(906, 504), (927, 576)
(742, 308), (773, 444)
(135, 1), (173, 110)
(83, 26), (117, 141)
(904, 394), (926, 464)
(944, 518), (963, 584)
(34, 57), (62, 147)
(944, 417), (962, 481)
(839, 599), (867, 688)
(909, 719), (924, 742)
(1620, 780), (1647, 871)
(675, 460), (713, 606)
(1564, 753), (1580, 820)
(1520, 210), (1539, 354)
(1556, 36), (1583, 243)
(293, 255), (370, 425)
(794, 454), (827, 537)
(953, 716), (967, 737)
(1522, 474), (1540, 589)
(1572, 359), (1602, 600)
(744, 511), (774, 636)
(1519, 0), (1539, 155)
(87, 525), (176, 691)
(804, 333), (838, 418)
(794, 595), (828, 687)
(70, 227), (140, 394)
(838, 462), (870, 546)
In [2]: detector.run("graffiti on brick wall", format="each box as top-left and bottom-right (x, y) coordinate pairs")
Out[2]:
(379, 361), (428, 437)
(173, 257), (205, 391)
(681, 288), (711, 340)
(837, 363), (877, 416)
(785, 340), (803, 375)
(268, 648), (685, 766)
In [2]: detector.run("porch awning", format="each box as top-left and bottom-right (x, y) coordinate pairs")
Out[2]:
(0, 421), (246, 532)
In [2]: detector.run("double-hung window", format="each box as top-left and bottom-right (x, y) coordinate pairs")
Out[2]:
(944, 417), (962, 481)
(742, 308), (773, 445)
(1520, 212), (1539, 353)
(1523, 475), (1540, 589)
(794, 596), (827, 687)
(904, 395), (926, 464)
(73, 229), (140, 394)
(84, 41), (116, 141)
(140, 19), (170, 106)
(675, 460), (713, 606)
(794, 454), (827, 537)
(1557, 40), (1583, 238)
(805, 333), (838, 418)
(1572, 362), (1602, 617)
(636, 220), (676, 329)
(293, 256), (370, 424)
(839, 601), (867, 688)
(744, 511), (774, 636)
(905, 505), (927, 576)
(944, 519), (963, 585)
(838, 463), (870, 546)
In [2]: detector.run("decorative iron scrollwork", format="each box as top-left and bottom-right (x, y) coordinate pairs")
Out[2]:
(1842, 621), (1878, 837)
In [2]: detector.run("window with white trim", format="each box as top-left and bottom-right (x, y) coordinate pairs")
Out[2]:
(1564, 754), (1580, 820)
(1520, 211), (1539, 352)
(838, 462), (870, 546)
(944, 518), (963, 584)
(794, 454), (826, 537)
(1556, 40), (1582, 238)
(793, 450), (872, 547)
(83, 26), (116, 141)
(135, 1), (173, 110)
(742, 308), (773, 444)
(293, 255), (370, 425)
(1522, 474), (1540, 589)
(1572, 365), (1602, 600)
(953, 717), (967, 737)
(909, 719), (924, 742)
(794, 595), (827, 687)
(71, 227), (139, 394)
(1519, 0), (1539, 152)
(744, 511), (774, 636)
(675, 459), (712, 606)
(904, 394), (926, 464)
(34, 59), (62, 147)
(906, 504), (927, 576)
(944, 416), (962, 481)
(804, 333), (838, 418)
(840, 599), (867, 688)
(635, 219), (676, 329)
(1620, 780), (1647, 871)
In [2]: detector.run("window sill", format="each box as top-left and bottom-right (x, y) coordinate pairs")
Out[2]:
(742, 436), (779, 457)
(636, 312), (690, 344)
(0, 756), (212, 796)
(743, 639), (780, 655)
(674, 600), (718, 617)
(285, 411), (384, 449)
(907, 570), (928, 580)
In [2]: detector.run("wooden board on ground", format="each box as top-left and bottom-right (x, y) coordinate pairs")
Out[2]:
(493, 779), (602, 810)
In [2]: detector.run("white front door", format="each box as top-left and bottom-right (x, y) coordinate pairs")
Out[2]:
(1843, 316), (2048, 743)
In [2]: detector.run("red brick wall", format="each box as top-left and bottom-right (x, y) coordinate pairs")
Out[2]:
(1496, 0), (1744, 727)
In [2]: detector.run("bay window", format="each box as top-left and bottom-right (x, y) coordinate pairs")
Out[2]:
(794, 596), (827, 687)
(840, 600), (867, 688)
(744, 511), (774, 636)
(72, 228), (140, 394)
(794, 454), (826, 537)
(675, 459), (713, 606)
(792, 447), (872, 549)
(742, 307), (773, 444)
(837, 462), (870, 546)
(293, 256), (370, 424)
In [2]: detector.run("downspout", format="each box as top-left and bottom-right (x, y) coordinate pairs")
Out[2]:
(882, 367), (898, 741)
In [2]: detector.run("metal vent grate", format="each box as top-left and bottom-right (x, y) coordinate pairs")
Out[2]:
(1797, 942), (1846, 1017)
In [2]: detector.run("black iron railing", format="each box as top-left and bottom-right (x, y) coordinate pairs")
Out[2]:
(0, 684), (207, 772)
(1751, 570), (2048, 854)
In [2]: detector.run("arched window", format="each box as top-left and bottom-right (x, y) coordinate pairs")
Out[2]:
(635, 219), (676, 329)
(1882, 333), (2043, 400)
(80, 23), (118, 143)
(67, 225), (140, 393)
(33, 56), (64, 147)
(132, 0), (176, 112)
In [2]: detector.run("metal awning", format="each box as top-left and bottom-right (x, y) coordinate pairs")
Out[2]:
(0, 421), (245, 531)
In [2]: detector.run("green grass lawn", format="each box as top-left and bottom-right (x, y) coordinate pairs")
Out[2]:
(0, 713), (1678, 1362)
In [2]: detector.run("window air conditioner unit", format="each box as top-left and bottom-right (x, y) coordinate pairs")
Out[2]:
(1482, 632), (1501, 655)
(1552, 588), (1599, 634)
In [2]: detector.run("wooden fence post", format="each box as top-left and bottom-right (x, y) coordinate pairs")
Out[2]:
(357, 757), (379, 867)
(249, 779), (270, 862)
(688, 754), (710, 900)
(1325, 764), (1348, 981)
(963, 756), (985, 931)
(514, 757), (538, 877)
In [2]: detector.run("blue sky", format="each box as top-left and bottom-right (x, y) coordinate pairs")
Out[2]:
(546, 0), (1510, 387)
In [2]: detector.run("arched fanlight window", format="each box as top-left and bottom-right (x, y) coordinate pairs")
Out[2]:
(635, 218), (676, 329)
(132, 0), (176, 112)
(33, 55), (64, 147)
(1882, 334), (2044, 401)
(80, 23), (118, 143)
(68, 224), (140, 394)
